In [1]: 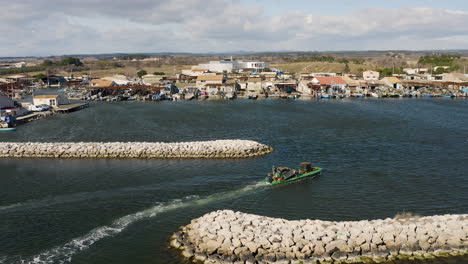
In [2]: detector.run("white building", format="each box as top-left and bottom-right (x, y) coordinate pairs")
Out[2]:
(192, 58), (269, 73)
(33, 95), (59, 107)
(363, 71), (380, 81)
(102, 75), (130, 85)
(403, 68), (429, 75)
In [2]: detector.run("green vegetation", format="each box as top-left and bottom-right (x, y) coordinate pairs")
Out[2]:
(32, 73), (47, 79)
(42, 57), (83, 67)
(137, 70), (148, 78)
(118, 54), (148, 60)
(377, 67), (404, 77)
(351, 58), (365, 64)
(337, 58), (349, 64)
(0, 65), (46, 76)
(153, 72), (165, 75)
(307, 55), (335, 62)
(60, 57), (83, 66)
(418, 54), (460, 66)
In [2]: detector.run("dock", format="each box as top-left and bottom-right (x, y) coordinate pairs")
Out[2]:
(16, 111), (53, 124)
(54, 103), (89, 113)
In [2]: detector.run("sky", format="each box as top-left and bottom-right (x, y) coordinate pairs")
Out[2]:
(1, 0), (468, 57)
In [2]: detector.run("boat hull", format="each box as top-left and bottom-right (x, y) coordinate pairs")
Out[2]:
(262, 167), (322, 185)
(0, 128), (16, 132)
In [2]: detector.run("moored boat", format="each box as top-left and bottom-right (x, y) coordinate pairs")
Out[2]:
(0, 127), (16, 132)
(262, 162), (322, 185)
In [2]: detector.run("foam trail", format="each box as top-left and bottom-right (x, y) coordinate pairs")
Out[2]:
(13, 182), (268, 264)
(0, 202), (23, 211)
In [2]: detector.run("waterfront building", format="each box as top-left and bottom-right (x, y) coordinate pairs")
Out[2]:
(363, 70), (380, 81)
(309, 72), (337, 77)
(382, 77), (403, 89)
(403, 68), (429, 75)
(261, 72), (278, 81)
(141, 74), (163, 85)
(33, 95), (60, 107)
(90, 79), (116, 87)
(341, 76), (361, 95)
(102, 75), (130, 85)
(192, 57), (269, 73)
(311, 76), (347, 89)
(181, 69), (211, 77)
(196, 75), (224, 88)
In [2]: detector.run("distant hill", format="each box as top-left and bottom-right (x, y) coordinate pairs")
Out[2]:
(3, 50), (468, 60)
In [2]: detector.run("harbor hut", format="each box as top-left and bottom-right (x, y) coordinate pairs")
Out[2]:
(102, 75), (130, 85)
(341, 76), (361, 95)
(142, 74), (163, 85)
(196, 75), (224, 88)
(296, 80), (314, 95)
(33, 95), (60, 107)
(382, 77), (403, 89)
(363, 70), (380, 81)
(90, 79), (116, 87)
(246, 76), (264, 93)
(261, 72), (278, 81)
(311, 76), (347, 94)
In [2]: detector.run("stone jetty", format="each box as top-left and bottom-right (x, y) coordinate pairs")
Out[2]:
(0, 140), (273, 159)
(170, 210), (468, 263)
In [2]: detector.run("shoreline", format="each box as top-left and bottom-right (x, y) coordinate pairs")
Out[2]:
(170, 210), (467, 263)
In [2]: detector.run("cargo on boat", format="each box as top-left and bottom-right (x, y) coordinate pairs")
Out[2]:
(263, 162), (322, 185)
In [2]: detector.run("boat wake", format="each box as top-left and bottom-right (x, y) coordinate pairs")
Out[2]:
(9, 182), (268, 264)
(0, 184), (167, 213)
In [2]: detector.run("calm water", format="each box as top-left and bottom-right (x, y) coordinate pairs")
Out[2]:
(0, 98), (467, 264)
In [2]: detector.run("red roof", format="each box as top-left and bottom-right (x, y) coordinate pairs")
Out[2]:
(315, 77), (346, 85)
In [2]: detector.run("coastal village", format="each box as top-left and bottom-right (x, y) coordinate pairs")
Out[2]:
(1, 55), (468, 129)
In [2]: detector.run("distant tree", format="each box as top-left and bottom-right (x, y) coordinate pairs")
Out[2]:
(434, 67), (447, 75)
(60, 57), (83, 66)
(344, 63), (350, 73)
(418, 54), (459, 67)
(338, 58), (349, 64)
(153, 72), (165, 75)
(33, 73), (47, 79)
(351, 58), (365, 64)
(137, 70), (147, 78)
(41, 59), (54, 67)
(377, 67), (404, 77)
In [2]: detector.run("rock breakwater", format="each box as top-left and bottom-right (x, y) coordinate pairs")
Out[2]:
(171, 210), (467, 263)
(0, 140), (273, 159)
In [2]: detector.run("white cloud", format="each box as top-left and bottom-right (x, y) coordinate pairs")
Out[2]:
(0, 0), (467, 56)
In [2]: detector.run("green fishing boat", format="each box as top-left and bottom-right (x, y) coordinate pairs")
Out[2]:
(262, 162), (322, 185)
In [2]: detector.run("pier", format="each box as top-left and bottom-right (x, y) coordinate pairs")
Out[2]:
(54, 102), (89, 113)
(171, 210), (468, 263)
(0, 140), (274, 159)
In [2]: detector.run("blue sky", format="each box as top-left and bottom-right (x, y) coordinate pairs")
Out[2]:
(1, 0), (468, 56)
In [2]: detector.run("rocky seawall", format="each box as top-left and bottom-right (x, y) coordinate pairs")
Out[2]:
(170, 210), (467, 264)
(0, 140), (273, 159)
